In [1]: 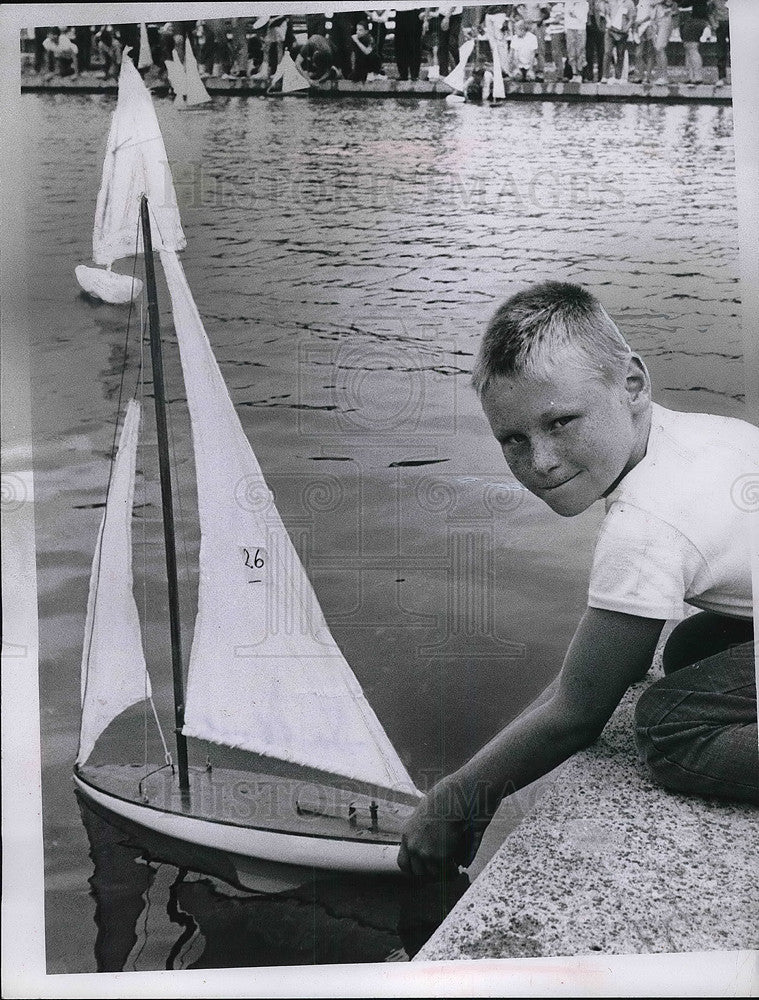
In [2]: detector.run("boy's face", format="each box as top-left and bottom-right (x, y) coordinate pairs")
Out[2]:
(480, 350), (650, 517)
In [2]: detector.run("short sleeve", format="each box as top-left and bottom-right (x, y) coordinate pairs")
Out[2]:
(588, 502), (707, 620)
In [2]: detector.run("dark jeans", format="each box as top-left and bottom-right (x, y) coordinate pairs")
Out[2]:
(438, 12), (461, 75)
(634, 612), (757, 804)
(395, 8), (423, 80)
(716, 20), (730, 80)
(584, 19), (605, 81)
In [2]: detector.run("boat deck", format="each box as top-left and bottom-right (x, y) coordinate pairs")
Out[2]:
(78, 763), (418, 844)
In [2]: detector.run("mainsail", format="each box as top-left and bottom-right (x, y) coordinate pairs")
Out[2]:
(93, 56), (186, 269)
(159, 250), (415, 792)
(78, 400), (150, 765)
(184, 43), (211, 106)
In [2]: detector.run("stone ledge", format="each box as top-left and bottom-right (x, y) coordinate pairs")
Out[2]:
(20, 72), (732, 104)
(416, 671), (758, 960)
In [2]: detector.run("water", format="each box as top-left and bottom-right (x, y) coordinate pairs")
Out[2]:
(22, 92), (743, 973)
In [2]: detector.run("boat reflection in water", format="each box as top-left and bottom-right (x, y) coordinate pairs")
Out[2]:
(76, 790), (470, 970)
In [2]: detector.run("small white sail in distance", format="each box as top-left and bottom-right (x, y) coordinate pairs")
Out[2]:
(183, 42), (211, 106)
(138, 22), (153, 69)
(93, 53), (186, 266)
(268, 50), (310, 94)
(159, 249), (417, 794)
(443, 38), (476, 93)
(78, 400), (150, 765)
(165, 50), (187, 101)
(167, 43), (211, 109)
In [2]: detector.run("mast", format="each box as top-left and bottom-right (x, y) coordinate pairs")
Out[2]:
(140, 194), (190, 794)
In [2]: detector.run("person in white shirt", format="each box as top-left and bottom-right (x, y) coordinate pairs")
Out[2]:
(509, 18), (539, 80)
(398, 280), (758, 876)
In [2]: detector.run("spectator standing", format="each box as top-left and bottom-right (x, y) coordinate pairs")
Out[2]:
(602, 0), (636, 82)
(545, 2), (569, 79)
(651, 0), (677, 85)
(74, 26), (92, 70)
(367, 9), (392, 63)
(420, 8), (441, 78)
(330, 11), (360, 79)
(95, 25), (122, 79)
(394, 7), (425, 80)
(583, 0), (605, 81)
(564, 0), (588, 81)
(709, 0), (729, 86)
(632, 0), (657, 83)
(264, 15), (289, 77)
(677, 1), (709, 84)
(192, 22), (214, 76)
(436, 6), (464, 76)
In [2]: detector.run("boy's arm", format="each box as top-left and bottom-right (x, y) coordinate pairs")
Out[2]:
(397, 607), (666, 876)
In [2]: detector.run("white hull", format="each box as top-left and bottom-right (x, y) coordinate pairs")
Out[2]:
(74, 773), (405, 874)
(75, 264), (143, 304)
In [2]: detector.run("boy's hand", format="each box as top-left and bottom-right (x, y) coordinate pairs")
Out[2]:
(397, 777), (486, 876)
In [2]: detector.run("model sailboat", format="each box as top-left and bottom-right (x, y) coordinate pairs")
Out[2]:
(165, 40), (211, 109)
(74, 55), (421, 873)
(267, 50), (310, 95)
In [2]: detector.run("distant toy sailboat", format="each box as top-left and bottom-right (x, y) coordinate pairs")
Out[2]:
(138, 22), (153, 70)
(74, 55), (421, 873)
(443, 38), (476, 95)
(166, 41), (211, 109)
(75, 45), (155, 304)
(268, 50), (310, 94)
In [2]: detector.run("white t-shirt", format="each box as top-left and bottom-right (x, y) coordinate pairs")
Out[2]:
(564, 1), (590, 31)
(511, 31), (539, 69)
(588, 402), (759, 621)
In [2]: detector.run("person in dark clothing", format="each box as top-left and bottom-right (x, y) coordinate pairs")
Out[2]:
(295, 34), (340, 82)
(329, 11), (360, 79)
(437, 6), (463, 76)
(583, 0), (605, 81)
(74, 25), (92, 70)
(394, 7), (424, 80)
(710, 0), (729, 85)
(351, 19), (384, 81)
(306, 13), (327, 37)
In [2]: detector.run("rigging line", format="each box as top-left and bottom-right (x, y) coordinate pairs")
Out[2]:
(81, 214), (143, 722)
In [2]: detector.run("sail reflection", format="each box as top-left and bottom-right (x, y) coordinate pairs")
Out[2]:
(77, 790), (469, 970)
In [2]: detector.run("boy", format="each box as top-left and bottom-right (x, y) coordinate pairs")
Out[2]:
(509, 19), (539, 81)
(398, 281), (758, 876)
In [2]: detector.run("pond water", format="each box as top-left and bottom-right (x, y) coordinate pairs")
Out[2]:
(22, 91), (743, 973)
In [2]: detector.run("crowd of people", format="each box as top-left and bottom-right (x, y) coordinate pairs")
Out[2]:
(30, 3), (730, 92)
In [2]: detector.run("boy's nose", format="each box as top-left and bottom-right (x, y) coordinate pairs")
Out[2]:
(529, 439), (562, 479)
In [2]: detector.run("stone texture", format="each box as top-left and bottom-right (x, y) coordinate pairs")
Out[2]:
(416, 673), (758, 961)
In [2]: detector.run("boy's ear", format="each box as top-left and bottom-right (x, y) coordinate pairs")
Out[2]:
(624, 353), (651, 406)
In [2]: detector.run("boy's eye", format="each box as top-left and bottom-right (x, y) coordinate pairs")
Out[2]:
(552, 416), (575, 430)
